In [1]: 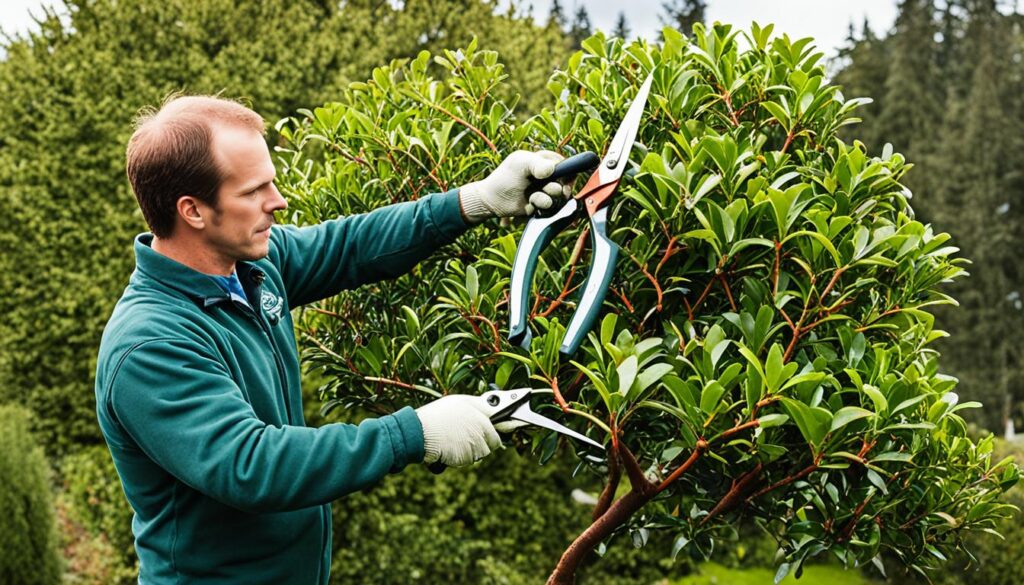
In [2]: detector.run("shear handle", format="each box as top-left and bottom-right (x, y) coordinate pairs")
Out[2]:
(507, 199), (579, 348)
(560, 207), (617, 356)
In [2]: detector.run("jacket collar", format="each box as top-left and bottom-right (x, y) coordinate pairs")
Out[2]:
(132, 233), (265, 307)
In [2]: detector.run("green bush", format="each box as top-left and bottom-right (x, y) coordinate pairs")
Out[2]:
(57, 445), (136, 584)
(277, 27), (1020, 581)
(329, 445), (681, 585)
(922, 438), (1024, 585)
(0, 0), (568, 456)
(0, 404), (62, 585)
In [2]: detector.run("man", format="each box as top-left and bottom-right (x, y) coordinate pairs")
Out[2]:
(94, 95), (567, 584)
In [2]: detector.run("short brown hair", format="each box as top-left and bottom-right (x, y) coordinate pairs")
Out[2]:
(125, 94), (265, 238)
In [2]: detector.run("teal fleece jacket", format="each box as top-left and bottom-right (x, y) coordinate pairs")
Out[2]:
(95, 190), (469, 584)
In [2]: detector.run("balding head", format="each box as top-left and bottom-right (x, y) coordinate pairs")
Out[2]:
(126, 95), (265, 238)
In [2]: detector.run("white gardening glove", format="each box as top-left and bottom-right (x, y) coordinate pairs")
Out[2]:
(458, 150), (572, 223)
(493, 419), (530, 434)
(416, 395), (502, 467)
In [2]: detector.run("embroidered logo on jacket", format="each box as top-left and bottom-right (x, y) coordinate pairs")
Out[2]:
(261, 291), (284, 322)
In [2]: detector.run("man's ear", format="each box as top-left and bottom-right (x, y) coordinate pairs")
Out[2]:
(176, 196), (206, 230)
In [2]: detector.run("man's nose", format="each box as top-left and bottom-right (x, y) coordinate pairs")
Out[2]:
(267, 183), (288, 212)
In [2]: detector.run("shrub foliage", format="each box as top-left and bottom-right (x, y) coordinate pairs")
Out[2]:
(0, 405), (62, 585)
(277, 25), (1020, 582)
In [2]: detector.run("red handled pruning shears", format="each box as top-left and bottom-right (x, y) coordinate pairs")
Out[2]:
(508, 72), (655, 356)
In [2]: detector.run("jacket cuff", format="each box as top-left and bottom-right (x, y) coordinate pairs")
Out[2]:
(426, 189), (472, 239)
(384, 406), (426, 468)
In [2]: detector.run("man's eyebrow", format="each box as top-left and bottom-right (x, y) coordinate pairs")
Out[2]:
(240, 179), (273, 193)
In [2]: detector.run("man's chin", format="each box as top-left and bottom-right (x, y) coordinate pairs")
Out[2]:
(238, 244), (270, 262)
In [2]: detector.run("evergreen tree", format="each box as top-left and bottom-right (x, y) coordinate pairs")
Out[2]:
(613, 11), (630, 39)
(660, 0), (706, 34)
(836, 0), (1024, 432)
(833, 18), (890, 149)
(929, 1), (1024, 433)
(569, 5), (592, 49)
(548, 0), (567, 31)
(874, 0), (942, 159)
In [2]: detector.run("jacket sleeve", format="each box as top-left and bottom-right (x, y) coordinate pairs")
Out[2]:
(106, 337), (425, 514)
(268, 189), (469, 307)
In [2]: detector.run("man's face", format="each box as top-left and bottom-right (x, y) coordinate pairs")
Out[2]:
(200, 123), (287, 264)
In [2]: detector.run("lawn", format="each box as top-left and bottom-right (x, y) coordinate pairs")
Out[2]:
(675, 562), (875, 585)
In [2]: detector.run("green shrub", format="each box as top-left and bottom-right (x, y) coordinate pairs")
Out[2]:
(327, 408), (682, 584)
(0, 405), (61, 585)
(0, 0), (568, 456)
(278, 27), (1020, 582)
(57, 445), (136, 584)
(922, 438), (1024, 585)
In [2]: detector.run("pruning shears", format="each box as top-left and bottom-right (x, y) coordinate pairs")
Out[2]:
(428, 384), (603, 473)
(508, 72), (656, 356)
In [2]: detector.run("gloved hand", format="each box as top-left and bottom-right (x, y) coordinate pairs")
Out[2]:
(458, 150), (571, 223)
(416, 395), (502, 467)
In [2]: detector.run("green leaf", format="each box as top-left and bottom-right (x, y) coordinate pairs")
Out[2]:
(872, 452), (912, 463)
(600, 313), (618, 345)
(632, 363), (675, 400)
(829, 406), (873, 433)
(465, 265), (478, 301)
(758, 413), (789, 428)
(774, 562), (791, 585)
(781, 397), (832, 448)
(700, 380), (727, 414)
(738, 345), (767, 381)
(571, 360), (612, 412)
(861, 384), (888, 415)
(617, 355), (639, 397)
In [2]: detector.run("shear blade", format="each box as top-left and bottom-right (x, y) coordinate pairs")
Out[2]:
(508, 404), (603, 450)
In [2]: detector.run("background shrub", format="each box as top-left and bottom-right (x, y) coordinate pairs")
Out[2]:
(56, 446), (136, 585)
(0, 404), (62, 585)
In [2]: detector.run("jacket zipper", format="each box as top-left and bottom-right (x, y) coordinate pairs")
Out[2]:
(235, 299), (293, 423)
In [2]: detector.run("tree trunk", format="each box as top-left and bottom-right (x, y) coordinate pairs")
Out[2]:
(546, 488), (654, 584)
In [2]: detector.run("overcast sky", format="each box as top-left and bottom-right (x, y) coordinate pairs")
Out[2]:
(2, 1), (899, 58)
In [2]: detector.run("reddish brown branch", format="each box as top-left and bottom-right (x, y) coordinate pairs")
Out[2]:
(818, 266), (847, 304)
(610, 288), (634, 313)
(550, 377), (569, 412)
(624, 249), (664, 311)
(593, 447), (621, 521)
(690, 276), (718, 318)
(855, 305), (902, 332)
(717, 419), (760, 442)
(424, 102), (498, 153)
(547, 489), (653, 584)
(702, 463), (764, 525)
(720, 274), (737, 311)
(780, 128), (796, 154)
(747, 457), (821, 502)
(656, 237), (679, 277)
(618, 441), (656, 495)
(720, 88), (741, 127)
(657, 439), (708, 492)
(839, 492), (876, 542)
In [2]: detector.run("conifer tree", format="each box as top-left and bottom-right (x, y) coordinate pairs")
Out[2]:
(613, 11), (630, 39)
(874, 0), (942, 159)
(549, 0), (567, 31)
(833, 18), (890, 149)
(928, 1), (1024, 433)
(569, 5), (592, 49)
(660, 0), (706, 34)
